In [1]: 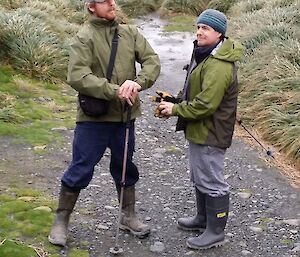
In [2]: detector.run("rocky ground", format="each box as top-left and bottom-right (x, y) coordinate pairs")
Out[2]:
(0, 15), (299, 257)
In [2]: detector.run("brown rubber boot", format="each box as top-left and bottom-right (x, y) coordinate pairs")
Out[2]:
(117, 185), (150, 238)
(48, 185), (80, 246)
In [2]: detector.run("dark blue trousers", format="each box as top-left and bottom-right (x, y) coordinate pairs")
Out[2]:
(61, 121), (139, 190)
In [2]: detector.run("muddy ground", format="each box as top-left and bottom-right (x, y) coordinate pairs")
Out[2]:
(0, 15), (299, 257)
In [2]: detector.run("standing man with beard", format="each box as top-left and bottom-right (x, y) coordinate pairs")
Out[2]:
(48, 0), (160, 246)
(159, 9), (244, 250)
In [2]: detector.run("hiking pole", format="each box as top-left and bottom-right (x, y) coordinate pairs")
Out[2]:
(236, 118), (274, 159)
(109, 104), (132, 255)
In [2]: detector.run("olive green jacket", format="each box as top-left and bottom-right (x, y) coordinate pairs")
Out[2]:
(67, 16), (160, 122)
(173, 38), (244, 148)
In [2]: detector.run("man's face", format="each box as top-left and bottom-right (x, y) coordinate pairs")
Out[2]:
(88, 0), (116, 21)
(196, 24), (222, 47)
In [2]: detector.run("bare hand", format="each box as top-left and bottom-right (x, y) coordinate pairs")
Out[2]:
(158, 101), (174, 117)
(117, 80), (141, 106)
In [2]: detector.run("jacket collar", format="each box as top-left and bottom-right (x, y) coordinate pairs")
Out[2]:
(89, 16), (118, 28)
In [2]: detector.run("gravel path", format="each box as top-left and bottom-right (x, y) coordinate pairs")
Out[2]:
(0, 15), (299, 257)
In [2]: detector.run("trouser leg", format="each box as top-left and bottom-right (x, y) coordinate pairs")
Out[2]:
(61, 122), (109, 189)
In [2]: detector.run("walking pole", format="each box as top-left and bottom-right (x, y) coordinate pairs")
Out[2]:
(236, 118), (274, 159)
(110, 104), (132, 255)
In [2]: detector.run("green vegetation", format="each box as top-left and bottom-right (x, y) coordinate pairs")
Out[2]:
(229, 0), (300, 163)
(0, 66), (76, 147)
(163, 15), (196, 32)
(0, 189), (59, 257)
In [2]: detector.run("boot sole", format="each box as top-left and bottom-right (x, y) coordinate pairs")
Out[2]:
(119, 224), (150, 239)
(186, 239), (226, 250)
(177, 223), (206, 232)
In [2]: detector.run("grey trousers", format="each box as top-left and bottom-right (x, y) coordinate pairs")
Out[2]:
(189, 142), (229, 197)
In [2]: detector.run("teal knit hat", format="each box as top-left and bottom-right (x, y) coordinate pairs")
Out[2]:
(197, 9), (227, 36)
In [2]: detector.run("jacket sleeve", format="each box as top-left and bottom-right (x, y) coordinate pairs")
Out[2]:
(132, 26), (161, 90)
(172, 61), (232, 120)
(67, 34), (119, 100)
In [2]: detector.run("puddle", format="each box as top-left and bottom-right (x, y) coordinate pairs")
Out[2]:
(135, 14), (195, 93)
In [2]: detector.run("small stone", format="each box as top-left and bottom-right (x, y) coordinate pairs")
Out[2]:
(291, 246), (300, 252)
(96, 224), (109, 230)
(249, 226), (263, 233)
(150, 241), (165, 253)
(18, 196), (35, 202)
(185, 251), (195, 255)
(33, 206), (52, 212)
(237, 192), (252, 199)
(242, 250), (252, 256)
(283, 219), (300, 226)
(104, 205), (115, 210)
(51, 127), (67, 132)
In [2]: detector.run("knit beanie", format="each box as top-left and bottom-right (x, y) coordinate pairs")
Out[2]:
(85, 0), (106, 3)
(197, 9), (227, 36)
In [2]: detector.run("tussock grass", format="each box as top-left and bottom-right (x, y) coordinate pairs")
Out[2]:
(117, 0), (162, 17)
(230, 0), (300, 163)
(161, 0), (236, 15)
(0, 11), (69, 81)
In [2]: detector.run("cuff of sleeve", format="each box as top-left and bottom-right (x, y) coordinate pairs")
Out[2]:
(111, 83), (120, 99)
(172, 104), (178, 116)
(134, 77), (145, 91)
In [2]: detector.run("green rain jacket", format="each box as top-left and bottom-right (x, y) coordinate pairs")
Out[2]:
(67, 16), (160, 122)
(172, 38), (244, 149)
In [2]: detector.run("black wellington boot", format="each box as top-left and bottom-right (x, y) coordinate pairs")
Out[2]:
(48, 185), (80, 246)
(177, 187), (206, 231)
(186, 194), (229, 250)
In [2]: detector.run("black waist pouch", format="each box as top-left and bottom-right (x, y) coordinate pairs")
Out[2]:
(77, 28), (118, 117)
(78, 94), (109, 117)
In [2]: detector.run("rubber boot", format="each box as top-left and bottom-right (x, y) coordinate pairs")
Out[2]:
(186, 194), (229, 250)
(177, 187), (206, 231)
(117, 185), (150, 238)
(48, 185), (80, 246)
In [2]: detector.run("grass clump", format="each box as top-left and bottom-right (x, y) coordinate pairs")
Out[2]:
(161, 0), (236, 15)
(230, 0), (300, 163)
(117, 0), (162, 17)
(0, 11), (69, 81)
(0, 66), (76, 147)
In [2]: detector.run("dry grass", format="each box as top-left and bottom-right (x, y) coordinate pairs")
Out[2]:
(234, 125), (300, 188)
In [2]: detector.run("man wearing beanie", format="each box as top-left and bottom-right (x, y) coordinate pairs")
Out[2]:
(48, 0), (160, 247)
(159, 9), (244, 249)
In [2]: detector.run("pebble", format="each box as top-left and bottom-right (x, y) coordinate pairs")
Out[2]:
(104, 205), (115, 210)
(237, 192), (252, 199)
(96, 224), (109, 230)
(33, 206), (52, 212)
(283, 219), (300, 226)
(150, 241), (165, 253)
(249, 226), (263, 233)
(241, 250), (252, 256)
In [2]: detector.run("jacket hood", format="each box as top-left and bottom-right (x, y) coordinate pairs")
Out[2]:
(213, 38), (244, 63)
